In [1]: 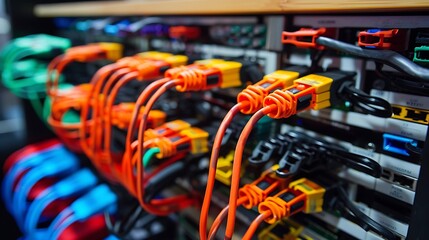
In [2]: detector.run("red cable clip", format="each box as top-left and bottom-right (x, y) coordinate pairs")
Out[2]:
(282, 28), (327, 50)
(358, 29), (399, 49)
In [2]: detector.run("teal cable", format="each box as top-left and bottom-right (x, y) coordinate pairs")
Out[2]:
(1, 49), (37, 90)
(143, 147), (161, 167)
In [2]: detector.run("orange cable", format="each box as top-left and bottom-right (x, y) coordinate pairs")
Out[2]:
(94, 67), (132, 155)
(80, 64), (121, 156)
(199, 103), (247, 240)
(80, 64), (122, 175)
(122, 78), (171, 190)
(46, 54), (66, 97)
(208, 197), (247, 240)
(103, 72), (140, 179)
(242, 211), (271, 240)
(225, 105), (277, 240)
(136, 80), (179, 212)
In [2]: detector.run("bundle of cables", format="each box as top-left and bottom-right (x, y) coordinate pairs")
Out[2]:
(0, 34), (71, 119)
(78, 51), (188, 181)
(200, 67), (312, 240)
(200, 68), (395, 239)
(118, 59), (267, 215)
(238, 175), (395, 240)
(45, 42), (123, 152)
(206, 130), (386, 239)
(2, 140), (118, 240)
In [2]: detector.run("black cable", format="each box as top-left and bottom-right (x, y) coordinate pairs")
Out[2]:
(104, 204), (145, 238)
(273, 131), (382, 178)
(289, 131), (382, 177)
(405, 141), (423, 158)
(375, 63), (429, 94)
(310, 49), (325, 72)
(342, 83), (393, 118)
(330, 150), (382, 178)
(337, 187), (396, 240)
(315, 36), (429, 81)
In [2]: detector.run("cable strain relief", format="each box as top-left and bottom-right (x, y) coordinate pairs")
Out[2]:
(258, 197), (286, 224)
(264, 90), (297, 119)
(153, 137), (176, 158)
(176, 69), (206, 92)
(239, 185), (264, 209)
(237, 85), (266, 114)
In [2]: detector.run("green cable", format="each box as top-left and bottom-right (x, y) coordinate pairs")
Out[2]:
(2, 48), (37, 89)
(143, 147), (161, 167)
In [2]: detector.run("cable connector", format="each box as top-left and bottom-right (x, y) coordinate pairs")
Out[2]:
(144, 119), (191, 140)
(111, 103), (166, 129)
(66, 42), (123, 62)
(180, 127), (209, 154)
(239, 170), (289, 209)
(282, 28), (331, 50)
(258, 178), (325, 224)
(358, 29), (402, 50)
(138, 51), (188, 68)
(288, 178), (325, 213)
(238, 70), (301, 114)
(151, 127), (209, 158)
(263, 71), (354, 119)
(164, 59), (244, 91)
(124, 52), (189, 79)
(97, 43), (124, 61)
(414, 46), (429, 65)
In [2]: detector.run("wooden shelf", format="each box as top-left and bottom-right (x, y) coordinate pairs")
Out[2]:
(35, 0), (429, 17)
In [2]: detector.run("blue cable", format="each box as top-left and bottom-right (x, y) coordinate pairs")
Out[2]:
(48, 184), (117, 239)
(2, 145), (65, 211)
(12, 153), (79, 225)
(23, 169), (98, 234)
